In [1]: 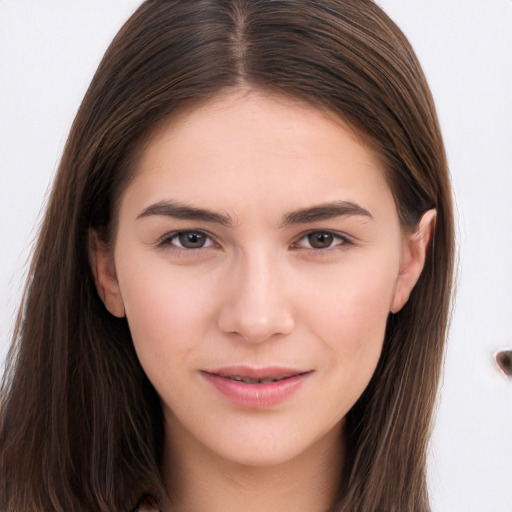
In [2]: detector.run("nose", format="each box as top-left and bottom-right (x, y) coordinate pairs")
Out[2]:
(217, 248), (295, 344)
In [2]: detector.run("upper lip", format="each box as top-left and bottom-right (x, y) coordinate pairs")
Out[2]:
(202, 365), (311, 380)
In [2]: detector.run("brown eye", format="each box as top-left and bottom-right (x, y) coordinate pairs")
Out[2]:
(307, 232), (334, 249)
(177, 231), (208, 248)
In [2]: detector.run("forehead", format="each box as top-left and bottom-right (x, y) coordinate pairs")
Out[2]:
(120, 90), (397, 224)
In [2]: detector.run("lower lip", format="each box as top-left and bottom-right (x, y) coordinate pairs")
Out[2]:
(201, 372), (311, 408)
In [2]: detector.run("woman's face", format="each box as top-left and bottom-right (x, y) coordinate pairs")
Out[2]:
(93, 90), (430, 467)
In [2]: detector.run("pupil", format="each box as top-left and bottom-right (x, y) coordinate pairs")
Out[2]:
(179, 232), (205, 248)
(309, 232), (333, 249)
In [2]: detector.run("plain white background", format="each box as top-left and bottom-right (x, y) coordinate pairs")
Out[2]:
(1, 1), (511, 511)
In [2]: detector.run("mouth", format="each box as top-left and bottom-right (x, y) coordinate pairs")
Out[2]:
(201, 366), (313, 407)
(214, 373), (308, 384)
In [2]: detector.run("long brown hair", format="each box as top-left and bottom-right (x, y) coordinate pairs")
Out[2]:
(0, 1), (454, 511)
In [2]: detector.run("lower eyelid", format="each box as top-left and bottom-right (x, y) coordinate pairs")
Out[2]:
(157, 231), (214, 249)
(156, 230), (352, 252)
(294, 231), (351, 249)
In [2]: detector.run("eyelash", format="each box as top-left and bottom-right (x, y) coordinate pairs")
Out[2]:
(157, 230), (216, 252)
(156, 229), (353, 254)
(292, 231), (352, 252)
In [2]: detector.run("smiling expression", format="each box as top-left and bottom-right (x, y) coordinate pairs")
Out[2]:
(92, 90), (431, 467)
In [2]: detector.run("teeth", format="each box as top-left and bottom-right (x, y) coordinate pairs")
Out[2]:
(260, 377), (289, 383)
(224, 375), (289, 384)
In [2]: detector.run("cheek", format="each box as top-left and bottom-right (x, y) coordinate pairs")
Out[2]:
(299, 256), (398, 359)
(115, 254), (221, 369)
(301, 260), (398, 420)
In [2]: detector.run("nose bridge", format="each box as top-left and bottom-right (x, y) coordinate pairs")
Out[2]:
(217, 244), (294, 343)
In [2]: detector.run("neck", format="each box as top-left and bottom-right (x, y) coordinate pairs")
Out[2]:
(160, 418), (345, 512)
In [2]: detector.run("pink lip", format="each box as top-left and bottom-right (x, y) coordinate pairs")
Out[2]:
(201, 366), (313, 408)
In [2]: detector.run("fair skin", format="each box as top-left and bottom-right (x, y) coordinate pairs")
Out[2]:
(92, 90), (434, 512)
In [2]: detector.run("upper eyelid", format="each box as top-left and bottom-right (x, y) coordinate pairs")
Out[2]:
(155, 228), (354, 249)
(158, 228), (214, 239)
(294, 229), (353, 244)
(156, 229), (216, 247)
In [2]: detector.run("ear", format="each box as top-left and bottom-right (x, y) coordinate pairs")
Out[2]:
(89, 229), (125, 318)
(390, 209), (436, 314)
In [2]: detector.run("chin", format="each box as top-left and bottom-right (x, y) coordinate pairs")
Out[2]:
(217, 443), (305, 468)
(179, 414), (343, 471)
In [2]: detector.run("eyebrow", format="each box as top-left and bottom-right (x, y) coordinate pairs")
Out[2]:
(280, 201), (373, 227)
(137, 201), (234, 226)
(136, 200), (372, 227)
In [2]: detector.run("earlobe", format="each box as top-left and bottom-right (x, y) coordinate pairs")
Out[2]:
(390, 209), (436, 314)
(89, 230), (125, 318)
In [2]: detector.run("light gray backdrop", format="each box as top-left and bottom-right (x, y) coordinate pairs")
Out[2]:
(1, 1), (511, 510)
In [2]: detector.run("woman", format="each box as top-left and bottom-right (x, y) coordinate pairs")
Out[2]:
(0, 1), (454, 511)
